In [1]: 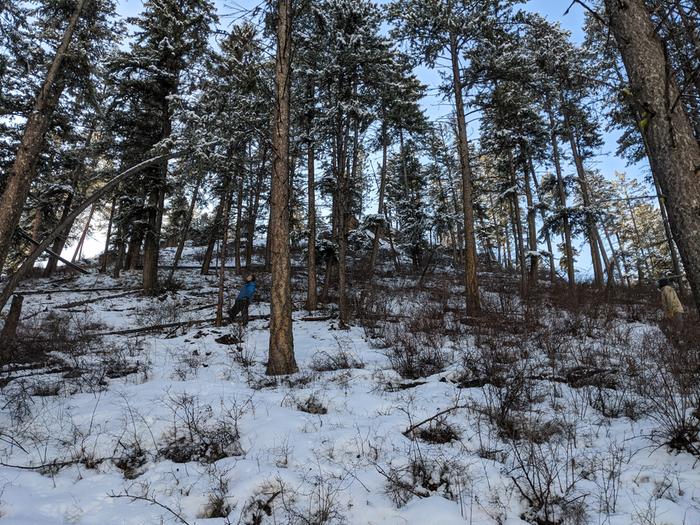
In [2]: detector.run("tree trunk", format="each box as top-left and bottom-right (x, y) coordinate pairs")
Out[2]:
(562, 105), (604, 287)
(100, 196), (116, 273)
(246, 145), (266, 269)
(450, 32), (480, 315)
(508, 152), (527, 294)
(216, 175), (233, 327)
(369, 121), (389, 281)
(530, 166), (556, 284)
(168, 176), (201, 283)
(201, 199), (223, 275)
(605, 0), (700, 310)
(71, 202), (95, 263)
(266, 0), (297, 376)
(1, 294), (23, 341)
(306, 140), (318, 310)
(233, 173), (244, 274)
(44, 194), (74, 276)
(0, 0), (86, 274)
(521, 148), (539, 287)
(547, 105), (576, 286)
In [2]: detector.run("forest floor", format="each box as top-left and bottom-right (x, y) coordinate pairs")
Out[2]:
(0, 246), (699, 525)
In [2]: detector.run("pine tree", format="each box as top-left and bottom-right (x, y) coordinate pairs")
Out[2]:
(390, 0), (520, 314)
(0, 0), (118, 275)
(109, 0), (216, 292)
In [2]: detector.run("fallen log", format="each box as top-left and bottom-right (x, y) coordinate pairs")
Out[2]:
(94, 314), (274, 337)
(18, 286), (138, 296)
(55, 290), (140, 309)
(92, 317), (218, 337)
(298, 315), (334, 322)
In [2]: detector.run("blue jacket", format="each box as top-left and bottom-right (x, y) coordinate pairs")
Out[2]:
(237, 281), (257, 301)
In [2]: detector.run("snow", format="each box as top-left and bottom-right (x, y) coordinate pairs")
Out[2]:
(1, 247), (699, 524)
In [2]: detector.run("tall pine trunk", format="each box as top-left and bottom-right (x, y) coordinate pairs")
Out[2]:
(450, 33), (480, 315)
(563, 106), (604, 287)
(368, 121), (388, 282)
(201, 199), (223, 275)
(216, 175), (233, 327)
(521, 147), (539, 287)
(306, 140), (318, 310)
(547, 105), (576, 286)
(267, 0), (297, 375)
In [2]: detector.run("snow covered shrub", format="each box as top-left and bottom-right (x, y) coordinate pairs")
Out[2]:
(159, 393), (245, 463)
(113, 439), (148, 480)
(172, 347), (210, 380)
(297, 394), (328, 415)
(591, 441), (632, 517)
(310, 335), (364, 372)
(310, 349), (364, 372)
(134, 295), (184, 327)
(379, 448), (468, 508)
(408, 417), (460, 444)
(638, 331), (700, 456)
(239, 476), (346, 525)
(356, 289), (391, 341)
(383, 326), (448, 380)
(1, 311), (96, 367)
(199, 466), (234, 519)
(507, 437), (588, 525)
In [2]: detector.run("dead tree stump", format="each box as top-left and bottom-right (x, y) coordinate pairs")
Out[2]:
(1, 294), (24, 341)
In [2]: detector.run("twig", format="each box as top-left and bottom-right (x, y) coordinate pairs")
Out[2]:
(108, 492), (191, 525)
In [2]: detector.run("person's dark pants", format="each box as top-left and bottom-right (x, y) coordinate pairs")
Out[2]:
(661, 313), (684, 347)
(229, 298), (249, 325)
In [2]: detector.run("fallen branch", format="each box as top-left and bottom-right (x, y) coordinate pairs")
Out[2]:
(0, 144), (220, 312)
(403, 404), (470, 436)
(16, 228), (88, 274)
(108, 491), (191, 525)
(18, 286), (138, 295)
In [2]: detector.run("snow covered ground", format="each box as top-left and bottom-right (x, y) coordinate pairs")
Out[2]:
(1, 247), (699, 525)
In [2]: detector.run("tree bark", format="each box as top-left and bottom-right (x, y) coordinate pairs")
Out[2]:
(605, 0), (700, 310)
(216, 175), (233, 327)
(1, 294), (23, 341)
(521, 147), (539, 287)
(266, 0), (297, 375)
(369, 121), (389, 281)
(450, 32), (480, 315)
(0, 0), (87, 275)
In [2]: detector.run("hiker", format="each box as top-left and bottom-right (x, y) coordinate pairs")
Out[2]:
(229, 274), (256, 325)
(658, 277), (684, 331)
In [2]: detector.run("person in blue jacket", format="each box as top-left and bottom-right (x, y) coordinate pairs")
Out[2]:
(229, 274), (256, 325)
